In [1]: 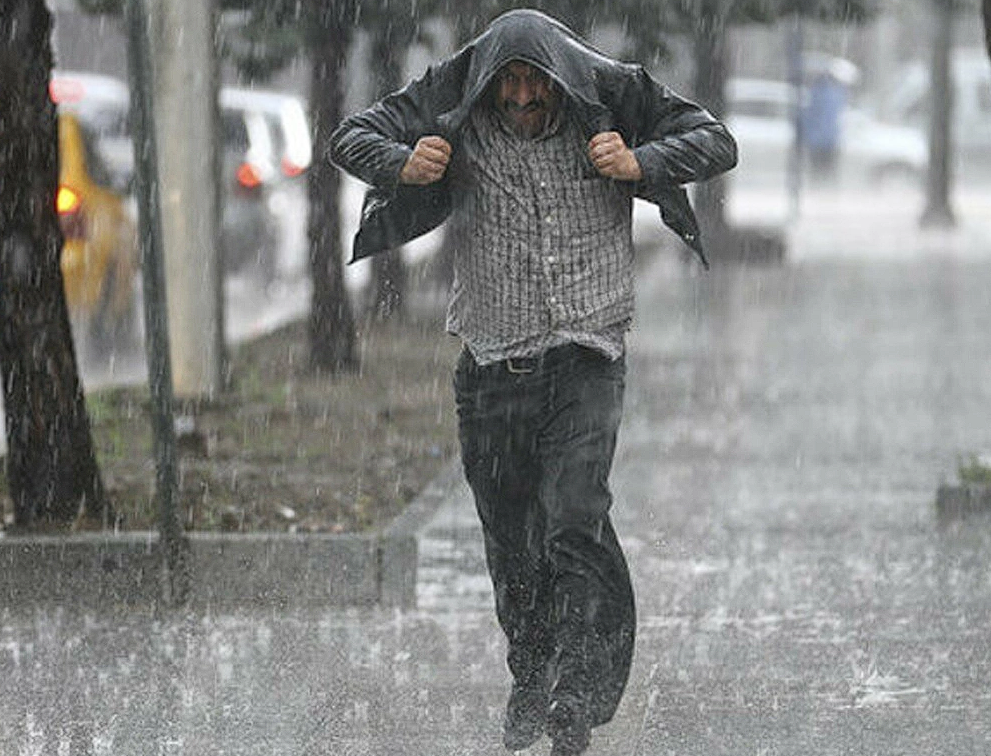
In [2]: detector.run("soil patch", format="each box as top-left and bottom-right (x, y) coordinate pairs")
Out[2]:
(3, 312), (461, 535)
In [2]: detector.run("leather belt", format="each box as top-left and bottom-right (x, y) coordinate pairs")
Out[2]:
(505, 356), (539, 374)
(464, 344), (582, 375)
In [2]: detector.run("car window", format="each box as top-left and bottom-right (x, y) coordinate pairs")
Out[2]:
(77, 121), (116, 189)
(73, 103), (131, 141)
(221, 111), (250, 152)
(262, 112), (286, 157)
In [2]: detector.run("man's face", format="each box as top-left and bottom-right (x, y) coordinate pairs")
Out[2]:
(494, 61), (559, 138)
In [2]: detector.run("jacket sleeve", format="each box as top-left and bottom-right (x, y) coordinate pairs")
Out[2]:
(329, 52), (469, 192)
(605, 65), (738, 189)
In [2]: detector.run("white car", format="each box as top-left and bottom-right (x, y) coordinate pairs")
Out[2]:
(726, 77), (928, 191)
(219, 87), (312, 181)
(220, 87), (313, 279)
(883, 48), (991, 186)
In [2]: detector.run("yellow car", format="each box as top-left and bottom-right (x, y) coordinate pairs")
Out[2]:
(56, 111), (140, 353)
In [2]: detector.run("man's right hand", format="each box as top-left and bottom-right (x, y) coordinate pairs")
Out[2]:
(399, 136), (452, 185)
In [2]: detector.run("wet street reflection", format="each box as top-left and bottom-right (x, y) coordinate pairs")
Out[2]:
(3, 186), (991, 755)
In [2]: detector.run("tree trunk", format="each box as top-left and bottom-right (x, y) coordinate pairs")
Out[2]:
(307, 3), (358, 372)
(983, 0), (991, 62)
(367, 24), (408, 322)
(921, 0), (956, 227)
(692, 5), (729, 240)
(150, 0), (224, 398)
(0, 0), (109, 529)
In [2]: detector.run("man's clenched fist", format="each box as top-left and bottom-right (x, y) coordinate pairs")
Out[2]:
(399, 135), (452, 185)
(588, 131), (642, 181)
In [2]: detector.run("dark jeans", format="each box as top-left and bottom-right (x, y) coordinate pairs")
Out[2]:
(453, 343), (635, 728)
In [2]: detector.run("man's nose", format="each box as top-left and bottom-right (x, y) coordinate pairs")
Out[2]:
(510, 81), (535, 104)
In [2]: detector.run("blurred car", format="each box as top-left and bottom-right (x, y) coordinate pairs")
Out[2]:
(56, 111), (140, 352)
(220, 87), (312, 280)
(883, 48), (991, 186)
(50, 70), (288, 282)
(217, 97), (282, 280)
(50, 70), (133, 192)
(219, 87), (311, 180)
(726, 77), (928, 190)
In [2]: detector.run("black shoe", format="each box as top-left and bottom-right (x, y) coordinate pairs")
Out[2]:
(547, 699), (591, 756)
(502, 682), (548, 751)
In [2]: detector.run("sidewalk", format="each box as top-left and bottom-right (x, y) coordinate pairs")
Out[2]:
(3, 187), (991, 755)
(415, 186), (991, 754)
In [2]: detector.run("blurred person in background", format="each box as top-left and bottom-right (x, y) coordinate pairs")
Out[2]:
(802, 70), (847, 182)
(331, 9), (736, 755)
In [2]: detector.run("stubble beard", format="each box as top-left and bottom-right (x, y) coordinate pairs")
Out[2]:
(501, 101), (550, 139)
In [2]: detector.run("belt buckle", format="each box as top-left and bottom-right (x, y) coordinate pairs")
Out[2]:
(505, 357), (536, 374)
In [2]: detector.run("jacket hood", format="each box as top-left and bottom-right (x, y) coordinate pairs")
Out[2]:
(437, 10), (613, 135)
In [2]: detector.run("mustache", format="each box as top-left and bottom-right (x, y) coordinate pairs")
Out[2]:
(503, 99), (545, 114)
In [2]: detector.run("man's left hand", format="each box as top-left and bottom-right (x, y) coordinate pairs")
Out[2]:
(589, 132), (643, 181)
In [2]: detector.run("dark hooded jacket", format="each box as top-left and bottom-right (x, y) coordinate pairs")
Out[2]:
(330, 9), (737, 268)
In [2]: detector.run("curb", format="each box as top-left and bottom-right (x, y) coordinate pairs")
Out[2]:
(0, 459), (464, 612)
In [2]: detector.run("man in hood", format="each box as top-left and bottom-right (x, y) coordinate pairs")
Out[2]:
(331, 10), (736, 756)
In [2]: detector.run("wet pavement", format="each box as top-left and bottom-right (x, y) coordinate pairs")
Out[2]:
(3, 188), (991, 755)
